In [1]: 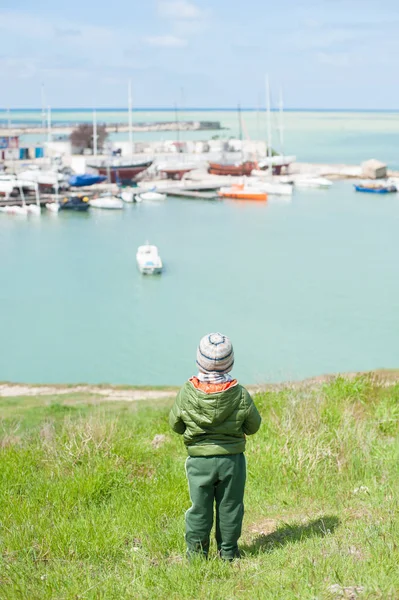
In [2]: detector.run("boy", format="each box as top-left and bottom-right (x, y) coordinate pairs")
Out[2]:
(169, 332), (261, 561)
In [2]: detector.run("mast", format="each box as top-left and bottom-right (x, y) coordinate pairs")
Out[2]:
(265, 75), (272, 166)
(278, 86), (284, 156)
(128, 80), (133, 157)
(93, 108), (98, 156)
(256, 92), (261, 162)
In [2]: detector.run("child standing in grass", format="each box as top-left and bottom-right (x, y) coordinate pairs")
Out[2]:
(169, 333), (261, 561)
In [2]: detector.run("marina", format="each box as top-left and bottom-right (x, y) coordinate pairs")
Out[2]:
(2, 108), (399, 385)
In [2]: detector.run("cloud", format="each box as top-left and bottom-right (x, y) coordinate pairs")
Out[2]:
(144, 34), (187, 47)
(157, 0), (203, 20)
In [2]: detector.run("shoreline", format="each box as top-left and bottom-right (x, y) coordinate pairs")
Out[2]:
(1, 369), (398, 400)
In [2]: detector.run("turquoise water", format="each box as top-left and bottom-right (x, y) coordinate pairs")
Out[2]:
(1, 183), (399, 385)
(3, 109), (399, 168)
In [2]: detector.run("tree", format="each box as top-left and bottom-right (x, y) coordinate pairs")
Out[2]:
(70, 123), (108, 153)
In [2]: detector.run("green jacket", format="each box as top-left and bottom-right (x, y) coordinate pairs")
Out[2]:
(169, 380), (261, 456)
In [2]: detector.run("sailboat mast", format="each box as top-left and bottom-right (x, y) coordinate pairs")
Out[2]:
(128, 80), (133, 157)
(278, 86), (284, 156)
(265, 75), (272, 162)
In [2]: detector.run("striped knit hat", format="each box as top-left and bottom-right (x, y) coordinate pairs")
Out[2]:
(196, 333), (234, 374)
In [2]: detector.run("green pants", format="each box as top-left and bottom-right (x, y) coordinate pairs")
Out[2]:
(185, 454), (246, 560)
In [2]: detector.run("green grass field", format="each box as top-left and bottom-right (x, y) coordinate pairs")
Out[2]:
(1, 375), (398, 599)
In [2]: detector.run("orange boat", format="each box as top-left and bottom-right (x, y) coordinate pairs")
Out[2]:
(218, 184), (267, 202)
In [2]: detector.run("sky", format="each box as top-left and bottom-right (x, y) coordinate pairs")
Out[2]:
(1, 0), (399, 109)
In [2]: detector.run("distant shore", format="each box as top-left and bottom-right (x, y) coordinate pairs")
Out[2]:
(1, 369), (398, 400)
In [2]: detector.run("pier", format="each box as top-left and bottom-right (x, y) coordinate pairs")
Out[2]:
(0, 120), (225, 137)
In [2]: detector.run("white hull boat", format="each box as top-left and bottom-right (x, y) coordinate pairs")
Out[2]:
(250, 177), (293, 196)
(0, 205), (28, 216)
(89, 196), (124, 209)
(257, 155), (297, 169)
(136, 191), (167, 202)
(26, 204), (41, 215)
(136, 244), (163, 275)
(120, 189), (135, 203)
(18, 167), (68, 189)
(294, 177), (333, 189)
(46, 202), (60, 213)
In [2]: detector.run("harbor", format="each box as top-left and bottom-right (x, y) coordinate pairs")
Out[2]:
(2, 107), (399, 382)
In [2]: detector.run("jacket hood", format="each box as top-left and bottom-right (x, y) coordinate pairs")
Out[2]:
(183, 380), (242, 428)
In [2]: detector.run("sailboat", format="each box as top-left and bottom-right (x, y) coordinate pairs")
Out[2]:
(208, 104), (257, 176)
(252, 78), (294, 197)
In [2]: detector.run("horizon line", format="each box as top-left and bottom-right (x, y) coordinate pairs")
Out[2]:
(1, 107), (399, 113)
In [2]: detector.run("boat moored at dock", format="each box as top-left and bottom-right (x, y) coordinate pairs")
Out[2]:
(89, 195), (124, 209)
(218, 184), (267, 202)
(136, 191), (167, 202)
(208, 161), (257, 177)
(68, 174), (107, 187)
(354, 182), (397, 194)
(59, 195), (90, 211)
(88, 160), (153, 184)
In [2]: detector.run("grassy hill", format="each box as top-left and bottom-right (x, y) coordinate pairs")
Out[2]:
(0, 375), (398, 599)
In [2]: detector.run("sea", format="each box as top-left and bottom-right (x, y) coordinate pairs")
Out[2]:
(1, 109), (399, 386)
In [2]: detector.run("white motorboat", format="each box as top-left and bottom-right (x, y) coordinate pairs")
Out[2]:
(0, 205), (28, 216)
(136, 244), (163, 275)
(294, 177), (333, 189)
(135, 191), (167, 202)
(89, 196), (124, 209)
(120, 189), (135, 203)
(250, 176), (293, 196)
(46, 202), (60, 213)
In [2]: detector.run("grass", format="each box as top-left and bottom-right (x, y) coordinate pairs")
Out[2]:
(0, 375), (398, 599)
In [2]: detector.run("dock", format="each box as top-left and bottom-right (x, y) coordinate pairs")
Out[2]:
(166, 189), (218, 200)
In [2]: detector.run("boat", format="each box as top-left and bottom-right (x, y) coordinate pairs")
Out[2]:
(158, 165), (196, 180)
(87, 160), (153, 184)
(135, 191), (167, 202)
(354, 182), (397, 194)
(45, 185), (61, 213)
(0, 204), (28, 216)
(46, 202), (60, 213)
(89, 195), (124, 209)
(218, 184), (267, 202)
(208, 161), (257, 177)
(59, 195), (90, 211)
(294, 177), (333, 189)
(68, 174), (107, 187)
(250, 174), (293, 196)
(136, 244), (163, 275)
(120, 189), (135, 203)
(257, 155), (296, 174)
(18, 166), (69, 192)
